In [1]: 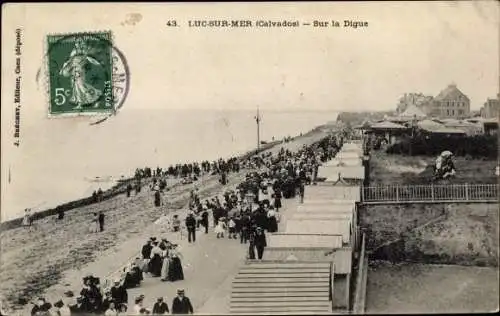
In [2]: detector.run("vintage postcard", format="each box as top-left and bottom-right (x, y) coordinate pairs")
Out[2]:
(1, 2), (498, 315)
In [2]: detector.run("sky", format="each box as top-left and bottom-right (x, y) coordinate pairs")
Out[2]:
(1, 1), (498, 115)
(1, 2), (499, 218)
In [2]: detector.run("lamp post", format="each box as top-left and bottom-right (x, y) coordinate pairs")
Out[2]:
(254, 107), (261, 150)
(409, 114), (417, 156)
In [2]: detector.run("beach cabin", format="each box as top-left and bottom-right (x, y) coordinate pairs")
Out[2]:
(341, 142), (363, 152)
(262, 233), (353, 309)
(335, 151), (362, 160)
(295, 202), (357, 230)
(284, 218), (352, 245)
(317, 165), (365, 182)
(325, 157), (362, 167)
(295, 201), (356, 219)
(296, 201), (356, 213)
(289, 212), (357, 246)
(304, 182), (362, 202)
(315, 182), (362, 201)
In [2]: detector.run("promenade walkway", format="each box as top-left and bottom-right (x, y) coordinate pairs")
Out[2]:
(127, 191), (302, 314)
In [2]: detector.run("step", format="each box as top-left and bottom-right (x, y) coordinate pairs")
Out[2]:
(230, 296), (330, 303)
(244, 263), (331, 269)
(239, 268), (331, 274)
(233, 277), (329, 284)
(230, 305), (331, 313)
(231, 311), (332, 315)
(232, 292), (328, 298)
(232, 281), (329, 287)
(230, 301), (332, 308)
(232, 287), (330, 293)
(236, 272), (330, 279)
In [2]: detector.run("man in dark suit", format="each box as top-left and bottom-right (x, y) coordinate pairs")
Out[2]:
(152, 297), (169, 315)
(253, 226), (267, 260)
(185, 213), (196, 243)
(110, 279), (128, 309)
(98, 211), (105, 232)
(201, 208), (209, 234)
(171, 289), (193, 314)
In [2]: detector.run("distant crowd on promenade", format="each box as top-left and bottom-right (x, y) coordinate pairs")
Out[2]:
(26, 129), (347, 315)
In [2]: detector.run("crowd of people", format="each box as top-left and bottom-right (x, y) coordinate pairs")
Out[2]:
(30, 285), (194, 315)
(134, 157), (242, 182)
(30, 258), (191, 315)
(27, 130), (344, 316)
(158, 131), (343, 261)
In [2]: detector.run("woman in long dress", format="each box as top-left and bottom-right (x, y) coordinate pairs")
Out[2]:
(148, 242), (163, 277)
(22, 208), (32, 228)
(214, 217), (226, 238)
(267, 208), (278, 233)
(160, 245), (171, 281)
(167, 245), (184, 282)
(90, 213), (99, 233)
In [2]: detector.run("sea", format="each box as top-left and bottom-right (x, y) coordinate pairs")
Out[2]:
(1, 109), (337, 222)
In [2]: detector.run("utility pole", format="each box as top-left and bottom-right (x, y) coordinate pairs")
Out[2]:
(255, 107), (261, 150)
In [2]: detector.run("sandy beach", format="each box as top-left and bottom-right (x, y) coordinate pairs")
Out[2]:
(0, 126), (330, 315)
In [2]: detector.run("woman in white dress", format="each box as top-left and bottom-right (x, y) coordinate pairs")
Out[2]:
(90, 213), (99, 233)
(22, 208), (32, 228)
(160, 244), (171, 281)
(215, 217), (227, 238)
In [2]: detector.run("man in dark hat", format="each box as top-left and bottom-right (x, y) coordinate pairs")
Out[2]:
(185, 212), (196, 243)
(254, 226), (268, 260)
(141, 240), (153, 273)
(171, 289), (193, 314)
(110, 279), (128, 309)
(98, 211), (105, 232)
(152, 297), (169, 315)
(201, 207), (209, 234)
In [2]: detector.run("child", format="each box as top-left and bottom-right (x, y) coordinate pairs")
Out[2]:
(172, 215), (181, 232)
(215, 217), (226, 238)
(228, 217), (237, 239)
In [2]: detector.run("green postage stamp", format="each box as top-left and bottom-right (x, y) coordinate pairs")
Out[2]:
(47, 31), (114, 116)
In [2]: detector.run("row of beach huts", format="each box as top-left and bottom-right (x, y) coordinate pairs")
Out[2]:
(230, 140), (369, 315)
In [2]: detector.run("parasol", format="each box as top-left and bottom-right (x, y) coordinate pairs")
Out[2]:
(441, 150), (453, 157)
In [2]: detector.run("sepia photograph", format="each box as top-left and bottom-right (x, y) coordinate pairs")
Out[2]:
(1, 1), (499, 315)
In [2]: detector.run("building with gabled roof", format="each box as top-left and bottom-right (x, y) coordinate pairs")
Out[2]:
(399, 104), (427, 119)
(480, 94), (499, 119)
(396, 93), (434, 114)
(429, 83), (471, 118)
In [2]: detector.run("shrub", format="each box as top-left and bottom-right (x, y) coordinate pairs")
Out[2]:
(386, 134), (498, 158)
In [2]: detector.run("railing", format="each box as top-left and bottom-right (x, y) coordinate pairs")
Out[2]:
(361, 183), (499, 203)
